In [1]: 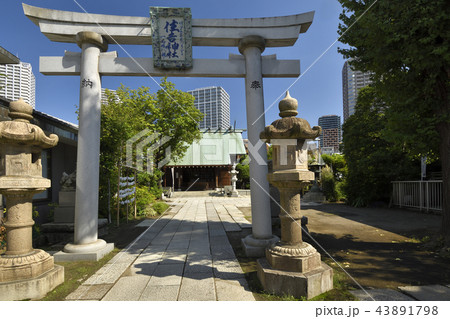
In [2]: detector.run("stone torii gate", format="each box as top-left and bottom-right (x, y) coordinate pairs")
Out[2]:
(23, 4), (314, 259)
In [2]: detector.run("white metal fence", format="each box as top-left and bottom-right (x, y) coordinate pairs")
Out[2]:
(391, 181), (443, 212)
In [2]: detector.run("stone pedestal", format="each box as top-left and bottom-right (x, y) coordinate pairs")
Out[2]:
(257, 258), (333, 300)
(43, 189), (76, 244)
(0, 98), (64, 300)
(54, 190), (75, 223)
(42, 186), (109, 244)
(256, 92), (332, 299)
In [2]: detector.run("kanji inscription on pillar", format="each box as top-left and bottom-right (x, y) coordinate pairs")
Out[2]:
(250, 80), (262, 89)
(150, 7), (193, 69)
(81, 78), (93, 88)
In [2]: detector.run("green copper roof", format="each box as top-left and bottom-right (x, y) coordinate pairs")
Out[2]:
(168, 130), (246, 166)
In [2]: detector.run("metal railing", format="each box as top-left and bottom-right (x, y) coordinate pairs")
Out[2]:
(391, 181), (443, 212)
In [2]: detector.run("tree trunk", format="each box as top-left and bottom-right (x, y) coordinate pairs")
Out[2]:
(438, 120), (450, 244)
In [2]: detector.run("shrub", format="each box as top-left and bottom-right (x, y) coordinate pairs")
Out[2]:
(321, 166), (338, 202)
(152, 202), (169, 215)
(236, 162), (250, 189)
(136, 186), (157, 216)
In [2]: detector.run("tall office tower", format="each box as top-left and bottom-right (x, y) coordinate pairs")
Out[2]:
(0, 62), (35, 108)
(318, 115), (341, 154)
(342, 59), (373, 122)
(101, 88), (119, 105)
(188, 86), (230, 130)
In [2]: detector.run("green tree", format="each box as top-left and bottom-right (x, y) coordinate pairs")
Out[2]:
(338, 0), (450, 242)
(236, 155), (250, 189)
(343, 87), (419, 206)
(99, 78), (203, 218)
(320, 153), (348, 202)
(321, 153), (347, 181)
(321, 165), (338, 202)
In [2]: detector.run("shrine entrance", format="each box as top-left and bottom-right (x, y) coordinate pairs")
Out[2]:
(23, 4), (314, 260)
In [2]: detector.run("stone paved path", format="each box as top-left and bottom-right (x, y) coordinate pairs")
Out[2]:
(65, 197), (254, 301)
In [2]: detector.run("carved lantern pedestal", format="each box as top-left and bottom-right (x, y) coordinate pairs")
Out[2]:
(256, 92), (333, 299)
(0, 99), (64, 300)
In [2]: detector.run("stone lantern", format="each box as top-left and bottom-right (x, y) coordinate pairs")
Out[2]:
(0, 98), (64, 300)
(257, 91), (333, 299)
(229, 162), (239, 197)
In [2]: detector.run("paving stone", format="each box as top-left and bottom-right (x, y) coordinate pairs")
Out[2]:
(187, 252), (213, 262)
(83, 263), (130, 285)
(139, 285), (180, 301)
(351, 289), (415, 301)
(221, 221), (242, 232)
(184, 256), (213, 273)
(178, 273), (216, 301)
(102, 276), (150, 301)
(142, 244), (167, 254)
(399, 285), (450, 301)
(188, 244), (211, 254)
(208, 228), (226, 237)
(184, 263), (214, 275)
(65, 284), (113, 301)
(148, 263), (184, 286)
(211, 249), (237, 261)
(136, 251), (164, 262)
(130, 237), (151, 250)
(107, 250), (140, 265)
(125, 260), (159, 276)
(210, 235), (230, 246)
(166, 244), (189, 252)
(213, 259), (245, 280)
(138, 231), (162, 243)
(215, 278), (255, 301)
(189, 234), (209, 242)
(160, 256), (187, 265)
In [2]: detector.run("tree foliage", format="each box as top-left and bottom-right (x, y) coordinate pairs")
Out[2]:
(321, 153), (347, 181)
(338, 0), (450, 241)
(343, 87), (419, 206)
(99, 78), (203, 218)
(320, 154), (347, 202)
(236, 155), (250, 189)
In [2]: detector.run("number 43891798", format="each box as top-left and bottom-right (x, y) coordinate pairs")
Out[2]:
(375, 305), (438, 316)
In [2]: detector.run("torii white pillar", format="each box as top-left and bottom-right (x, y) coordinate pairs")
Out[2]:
(61, 32), (114, 260)
(239, 36), (278, 255)
(23, 4), (314, 258)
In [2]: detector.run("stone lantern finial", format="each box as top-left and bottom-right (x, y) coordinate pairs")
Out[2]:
(278, 91), (298, 118)
(260, 93), (321, 142)
(8, 98), (33, 122)
(0, 98), (58, 149)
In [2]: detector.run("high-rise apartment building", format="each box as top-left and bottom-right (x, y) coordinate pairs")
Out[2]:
(342, 60), (373, 121)
(318, 115), (341, 153)
(0, 62), (35, 108)
(188, 86), (230, 130)
(101, 88), (119, 105)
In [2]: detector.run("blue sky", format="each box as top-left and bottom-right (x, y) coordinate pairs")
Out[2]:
(1, 0), (348, 134)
